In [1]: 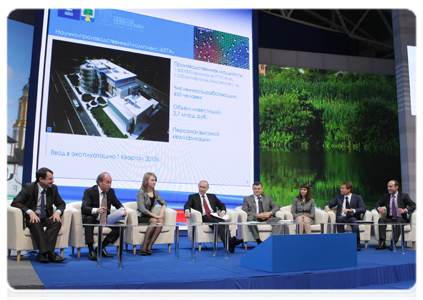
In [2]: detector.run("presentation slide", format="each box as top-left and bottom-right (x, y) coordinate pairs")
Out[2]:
(32, 9), (255, 201)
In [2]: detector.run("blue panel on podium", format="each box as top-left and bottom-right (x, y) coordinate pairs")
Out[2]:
(240, 234), (357, 273)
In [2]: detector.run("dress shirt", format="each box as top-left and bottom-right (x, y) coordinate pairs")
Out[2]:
(185, 193), (225, 215)
(26, 183), (62, 216)
(201, 193), (226, 215)
(254, 194), (262, 213)
(91, 186), (107, 221)
(390, 192), (402, 216)
(341, 193), (355, 216)
(201, 193), (215, 215)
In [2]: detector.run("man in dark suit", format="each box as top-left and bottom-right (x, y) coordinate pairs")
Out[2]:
(184, 180), (239, 253)
(324, 181), (366, 251)
(242, 181), (282, 245)
(82, 172), (127, 260)
(11, 167), (66, 263)
(375, 180), (416, 250)
(325, 181), (366, 251)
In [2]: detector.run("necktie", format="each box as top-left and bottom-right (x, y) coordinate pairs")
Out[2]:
(258, 196), (264, 214)
(345, 196), (352, 218)
(202, 195), (212, 217)
(39, 189), (46, 219)
(345, 196), (350, 209)
(392, 195), (397, 219)
(100, 192), (107, 225)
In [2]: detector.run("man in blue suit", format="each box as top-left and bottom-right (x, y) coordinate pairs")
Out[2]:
(324, 181), (366, 251)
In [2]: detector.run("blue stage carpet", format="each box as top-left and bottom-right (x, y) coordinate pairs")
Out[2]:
(27, 237), (416, 289)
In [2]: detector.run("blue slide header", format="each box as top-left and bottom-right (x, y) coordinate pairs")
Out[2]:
(49, 9), (194, 58)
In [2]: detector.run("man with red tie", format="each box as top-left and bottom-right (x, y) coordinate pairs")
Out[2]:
(184, 180), (239, 253)
(375, 180), (416, 250)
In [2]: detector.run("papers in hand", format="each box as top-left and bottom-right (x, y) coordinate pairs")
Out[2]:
(211, 212), (229, 220)
(106, 207), (126, 225)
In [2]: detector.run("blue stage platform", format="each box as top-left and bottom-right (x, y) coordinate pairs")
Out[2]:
(26, 236), (415, 290)
(241, 234), (357, 272)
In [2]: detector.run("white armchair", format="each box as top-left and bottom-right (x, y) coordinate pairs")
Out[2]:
(327, 208), (373, 248)
(123, 202), (177, 254)
(371, 209), (416, 249)
(67, 201), (127, 258)
(186, 208), (238, 251)
(280, 205), (330, 234)
(7, 200), (72, 262)
(235, 206), (285, 249)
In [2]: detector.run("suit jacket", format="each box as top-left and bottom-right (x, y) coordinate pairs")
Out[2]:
(375, 192), (416, 223)
(81, 185), (123, 219)
(325, 194), (366, 219)
(137, 189), (166, 217)
(184, 193), (226, 215)
(242, 194), (280, 218)
(11, 181), (65, 222)
(291, 197), (315, 220)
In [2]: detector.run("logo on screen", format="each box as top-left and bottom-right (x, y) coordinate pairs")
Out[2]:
(194, 26), (249, 70)
(81, 9), (95, 22)
(57, 9), (81, 20)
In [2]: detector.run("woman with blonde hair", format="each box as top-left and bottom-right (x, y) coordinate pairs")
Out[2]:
(137, 172), (167, 255)
(291, 183), (315, 234)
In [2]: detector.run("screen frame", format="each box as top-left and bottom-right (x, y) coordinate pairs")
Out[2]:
(23, 8), (259, 208)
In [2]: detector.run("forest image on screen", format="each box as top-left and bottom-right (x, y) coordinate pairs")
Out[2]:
(259, 66), (400, 210)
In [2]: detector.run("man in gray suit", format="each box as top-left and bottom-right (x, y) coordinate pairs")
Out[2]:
(242, 181), (282, 244)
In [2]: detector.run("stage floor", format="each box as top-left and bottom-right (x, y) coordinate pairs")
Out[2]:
(7, 235), (416, 290)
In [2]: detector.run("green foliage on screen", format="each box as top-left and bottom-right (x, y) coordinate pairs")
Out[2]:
(259, 67), (399, 154)
(90, 106), (128, 139)
(258, 66), (401, 209)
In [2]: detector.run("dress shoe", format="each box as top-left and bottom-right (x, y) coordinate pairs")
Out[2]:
(229, 236), (236, 253)
(256, 238), (262, 245)
(146, 249), (153, 255)
(389, 243), (395, 251)
(357, 242), (361, 251)
(235, 239), (243, 246)
(89, 250), (97, 261)
(140, 250), (147, 256)
(48, 251), (66, 263)
(376, 240), (386, 250)
(101, 248), (114, 258)
(36, 252), (49, 263)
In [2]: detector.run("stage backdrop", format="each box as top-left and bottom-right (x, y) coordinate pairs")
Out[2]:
(258, 66), (400, 210)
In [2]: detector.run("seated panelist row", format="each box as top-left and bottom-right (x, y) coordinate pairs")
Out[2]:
(313, 180), (415, 252)
(10, 169), (244, 262)
(242, 179), (415, 252)
(11, 168), (132, 262)
(11, 168), (415, 264)
(83, 171), (167, 259)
